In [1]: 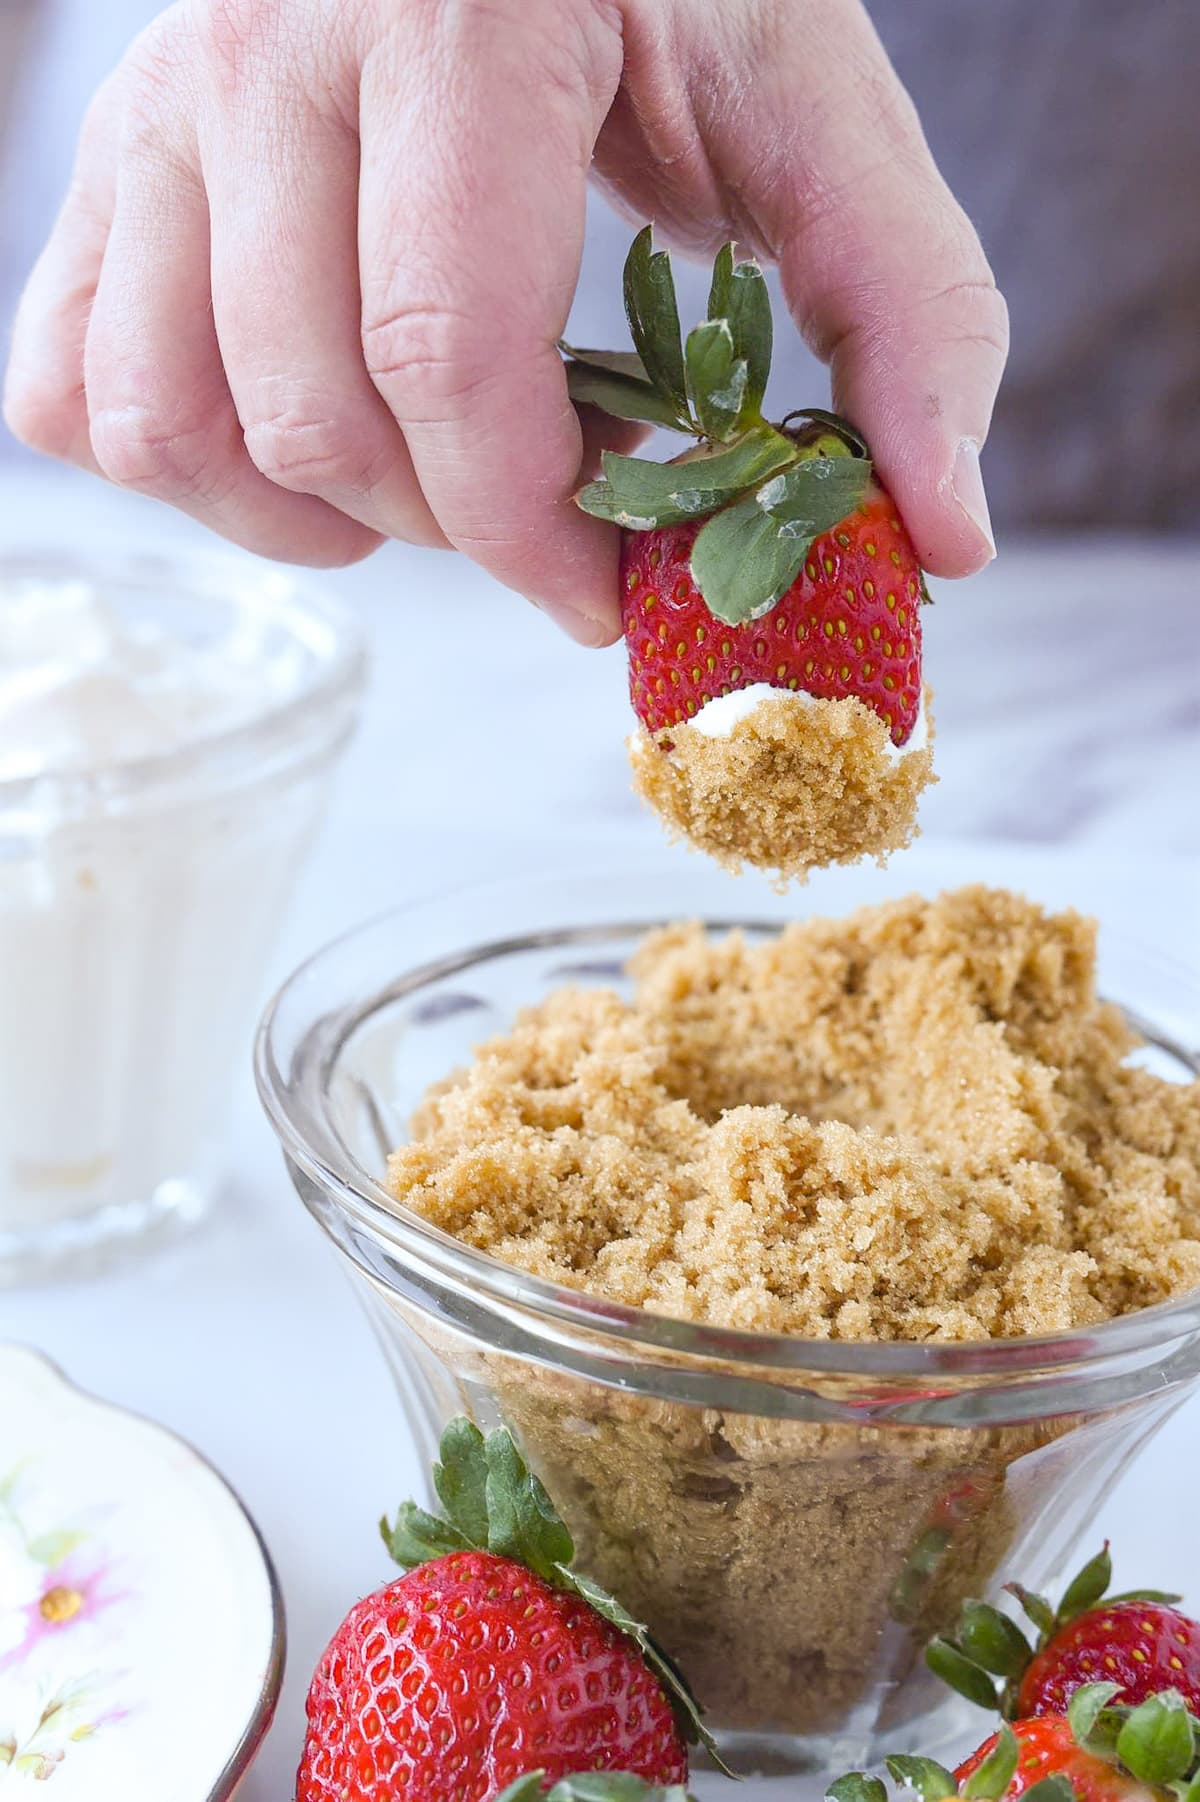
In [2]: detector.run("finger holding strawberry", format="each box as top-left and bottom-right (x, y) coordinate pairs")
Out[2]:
(567, 229), (937, 884)
(296, 1418), (722, 1802)
(928, 1545), (1200, 1723)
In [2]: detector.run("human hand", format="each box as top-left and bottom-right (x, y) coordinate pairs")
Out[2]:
(4, 0), (1007, 645)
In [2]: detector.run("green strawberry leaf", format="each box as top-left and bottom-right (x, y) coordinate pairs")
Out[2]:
(956, 1602), (1033, 1679)
(1067, 1681), (1123, 1749)
(689, 490), (808, 625)
(563, 360), (688, 430)
(495, 1776), (696, 1802)
(826, 1775), (889, 1802)
(964, 1726), (1020, 1800)
(623, 226), (689, 423)
(707, 245), (772, 426)
(755, 454), (872, 531)
(380, 1502), (471, 1568)
(562, 1565), (731, 1774)
(925, 1637), (1002, 1712)
(885, 1755), (958, 1800)
(1173, 1772), (1200, 1802)
(1117, 1692), (1196, 1786)
(433, 1417), (490, 1548)
(684, 320), (748, 442)
(559, 342), (651, 382)
(1059, 1546), (1113, 1622)
(687, 449), (872, 625)
(1108, 1589), (1185, 1607)
(494, 1778), (547, 1802)
(706, 242), (735, 326)
(1006, 1584), (1058, 1640)
(1020, 1778), (1079, 1802)
(485, 1428), (575, 1581)
(576, 425), (796, 530)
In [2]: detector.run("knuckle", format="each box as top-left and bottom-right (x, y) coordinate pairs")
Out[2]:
(242, 408), (392, 497)
(2, 376), (78, 461)
(191, 0), (297, 91)
(361, 302), (494, 415)
(89, 404), (230, 504)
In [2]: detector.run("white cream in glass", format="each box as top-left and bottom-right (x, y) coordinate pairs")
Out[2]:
(0, 548), (364, 1281)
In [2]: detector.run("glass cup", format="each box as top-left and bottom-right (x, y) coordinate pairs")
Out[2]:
(255, 869), (1200, 1780)
(0, 545), (365, 1283)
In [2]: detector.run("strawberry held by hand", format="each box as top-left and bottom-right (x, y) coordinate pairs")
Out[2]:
(928, 1544), (1200, 1722)
(296, 1418), (718, 1802)
(830, 1686), (1200, 1802)
(566, 229), (935, 882)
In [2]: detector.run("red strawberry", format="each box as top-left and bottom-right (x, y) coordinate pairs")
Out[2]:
(567, 229), (927, 745)
(953, 1716), (1163, 1802)
(296, 1418), (714, 1802)
(1017, 1603), (1200, 1721)
(927, 1544), (1199, 1722)
(297, 1551), (687, 1801)
(618, 482), (922, 742)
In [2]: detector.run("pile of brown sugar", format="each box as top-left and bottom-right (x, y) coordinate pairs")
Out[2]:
(627, 689), (936, 884)
(387, 885), (1200, 1340)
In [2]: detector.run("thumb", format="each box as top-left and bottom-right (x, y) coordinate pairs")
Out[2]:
(769, 4), (1008, 575)
(677, 0), (1009, 577)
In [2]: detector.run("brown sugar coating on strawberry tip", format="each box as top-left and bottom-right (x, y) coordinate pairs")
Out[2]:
(296, 1551), (688, 1802)
(622, 503), (923, 743)
(628, 687), (935, 884)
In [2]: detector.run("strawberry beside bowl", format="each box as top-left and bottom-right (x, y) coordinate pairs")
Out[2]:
(254, 866), (1200, 1780)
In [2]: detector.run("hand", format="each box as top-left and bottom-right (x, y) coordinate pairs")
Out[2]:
(3, 0), (1007, 645)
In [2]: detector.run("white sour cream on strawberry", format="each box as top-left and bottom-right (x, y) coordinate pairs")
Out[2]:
(689, 683), (928, 762)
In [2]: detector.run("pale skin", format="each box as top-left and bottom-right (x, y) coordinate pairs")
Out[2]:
(3, 0), (1008, 646)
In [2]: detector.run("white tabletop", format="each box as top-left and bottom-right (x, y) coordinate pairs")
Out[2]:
(2, 465), (1199, 1799)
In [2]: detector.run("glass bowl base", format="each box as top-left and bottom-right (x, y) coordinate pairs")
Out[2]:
(0, 1175), (211, 1286)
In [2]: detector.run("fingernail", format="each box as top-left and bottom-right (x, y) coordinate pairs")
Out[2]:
(952, 438), (996, 561)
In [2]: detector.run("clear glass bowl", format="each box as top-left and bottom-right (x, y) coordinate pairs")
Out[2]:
(255, 868), (1200, 1779)
(0, 545), (365, 1282)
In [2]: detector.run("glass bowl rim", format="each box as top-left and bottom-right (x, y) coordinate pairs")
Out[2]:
(0, 542), (366, 804)
(255, 881), (1200, 1381)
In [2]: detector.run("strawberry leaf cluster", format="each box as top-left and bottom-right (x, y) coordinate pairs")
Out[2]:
(381, 1417), (728, 1772)
(565, 226), (876, 626)
(830, 1691), (1200, 1802)
(928, 1544), (1182, 1717)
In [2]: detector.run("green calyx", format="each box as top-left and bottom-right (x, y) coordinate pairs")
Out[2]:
(380, 1417), (729, 1774)
(565, 225), (875, 627)
(494, 1775), (697, 1802)
(829, 1694), (1200, 1802)
(1061, 1684), (1200, 1796)
(926, 1542), (1183, 1718)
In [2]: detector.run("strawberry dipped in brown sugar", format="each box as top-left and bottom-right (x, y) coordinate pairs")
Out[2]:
(567, 229), (935, 883)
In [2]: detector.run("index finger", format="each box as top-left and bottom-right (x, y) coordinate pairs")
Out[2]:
(355, 3), (625, 644)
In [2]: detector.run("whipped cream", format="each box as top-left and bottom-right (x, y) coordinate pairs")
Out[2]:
(0, 579), (304, 783)
(0, 567), (354, 1254)
(688, 682), (928, 763)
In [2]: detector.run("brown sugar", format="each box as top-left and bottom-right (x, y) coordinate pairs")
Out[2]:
(389, 886), (1200, 1337)
(383, 887), (1200, 1753)
(627, 689), (936, 883)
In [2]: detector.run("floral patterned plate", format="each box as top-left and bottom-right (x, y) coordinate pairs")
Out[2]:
(0, 1346), (284, 1796)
